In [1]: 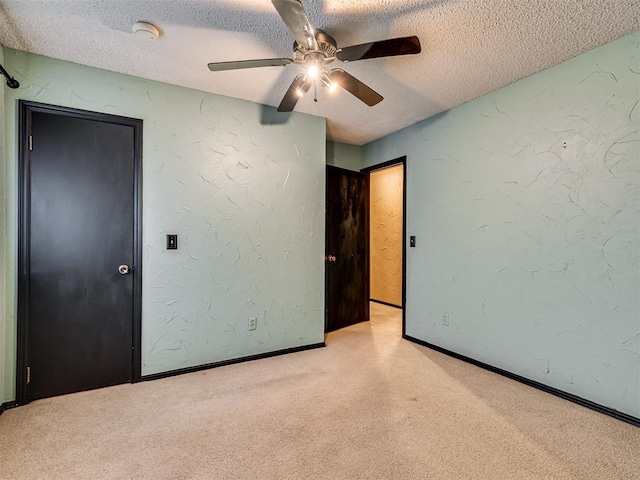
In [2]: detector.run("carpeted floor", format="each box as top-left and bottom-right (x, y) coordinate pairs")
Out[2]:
(0, 302), (638, 479)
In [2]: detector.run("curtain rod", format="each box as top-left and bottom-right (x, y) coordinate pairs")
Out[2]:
(0, 63), (19, 89)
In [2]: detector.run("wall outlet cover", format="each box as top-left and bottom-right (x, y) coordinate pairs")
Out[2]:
(248, 317), (257, 331)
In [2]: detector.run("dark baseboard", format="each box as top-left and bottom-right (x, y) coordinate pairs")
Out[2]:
(404, 334), (640, 428)
(141, 342), (326, 382)
(370, 298), (402, 309)
(0, 401), (19, 416)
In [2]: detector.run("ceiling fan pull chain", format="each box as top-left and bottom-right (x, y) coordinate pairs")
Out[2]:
(313, 80), (318, 102)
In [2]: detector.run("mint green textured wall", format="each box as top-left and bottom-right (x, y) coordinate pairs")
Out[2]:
(2, 50), (326, 400)
(0, 44), (7, 403)
(326, 141), (361, 171)
(363, 32), (640, 417)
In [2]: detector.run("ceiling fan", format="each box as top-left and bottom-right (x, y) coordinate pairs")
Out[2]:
(207, 0), (421, 112)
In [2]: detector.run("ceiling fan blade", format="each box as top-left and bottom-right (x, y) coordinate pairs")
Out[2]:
(337, 36), (421, 62)
(277, 74), (311, 112)
(272, 0), (317, 51)
(208, 58), (294, 72)
(329, 69), (383, 107)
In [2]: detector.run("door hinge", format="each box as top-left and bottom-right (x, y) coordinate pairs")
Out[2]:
(29, 135), (33, 151)
(26, 366), (31, 384)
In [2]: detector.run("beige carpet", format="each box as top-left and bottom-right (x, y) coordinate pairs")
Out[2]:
(1, 303), (638, 479)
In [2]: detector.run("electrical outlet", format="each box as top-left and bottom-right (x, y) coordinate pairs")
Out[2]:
(248, 317), (257, 331)
(442, 314), (449, 326)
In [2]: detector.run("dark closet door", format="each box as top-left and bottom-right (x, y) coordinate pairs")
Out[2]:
(24, 107), (139, 400)
(325, 166), (369, 332)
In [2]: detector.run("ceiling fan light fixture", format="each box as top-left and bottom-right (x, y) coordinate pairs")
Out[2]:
(132, 21), (160, 40)
(307, 65), (319, 78)
(320, 71), (337, 92)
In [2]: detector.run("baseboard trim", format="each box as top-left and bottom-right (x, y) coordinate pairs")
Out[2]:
(403, 335), (640, 428)
(370, 298), (402, 309)
(141, 342), (326, 382)
(0, 401), (19, 416)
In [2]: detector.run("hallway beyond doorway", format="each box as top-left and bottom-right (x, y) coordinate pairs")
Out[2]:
(370, 301), (402, 336)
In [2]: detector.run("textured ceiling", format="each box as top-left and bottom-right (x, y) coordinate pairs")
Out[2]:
(0, 1), (638, 145)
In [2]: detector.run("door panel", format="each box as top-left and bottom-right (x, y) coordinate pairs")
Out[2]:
(325, 166), (369, 332)
(26, 109), (137, 400)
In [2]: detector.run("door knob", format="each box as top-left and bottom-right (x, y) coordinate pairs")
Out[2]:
(325, 255), (337, 262)
(118, 264), (130, 275)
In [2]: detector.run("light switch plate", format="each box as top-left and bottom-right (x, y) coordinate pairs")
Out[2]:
(167, 234), (178, 250)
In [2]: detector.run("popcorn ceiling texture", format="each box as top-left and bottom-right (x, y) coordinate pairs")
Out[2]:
(362, 32), (640, 417)
(1, 49), (326, 400)
(0, 1), (637, 145)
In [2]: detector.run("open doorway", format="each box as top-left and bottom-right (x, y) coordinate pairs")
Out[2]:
(362, 157), (407, 335)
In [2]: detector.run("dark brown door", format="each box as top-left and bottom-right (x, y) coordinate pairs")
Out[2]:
(20, 103), (142, 401)
(325, 166), (369, 332)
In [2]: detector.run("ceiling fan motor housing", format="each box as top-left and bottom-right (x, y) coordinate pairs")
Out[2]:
(294, 29), (338, 65)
